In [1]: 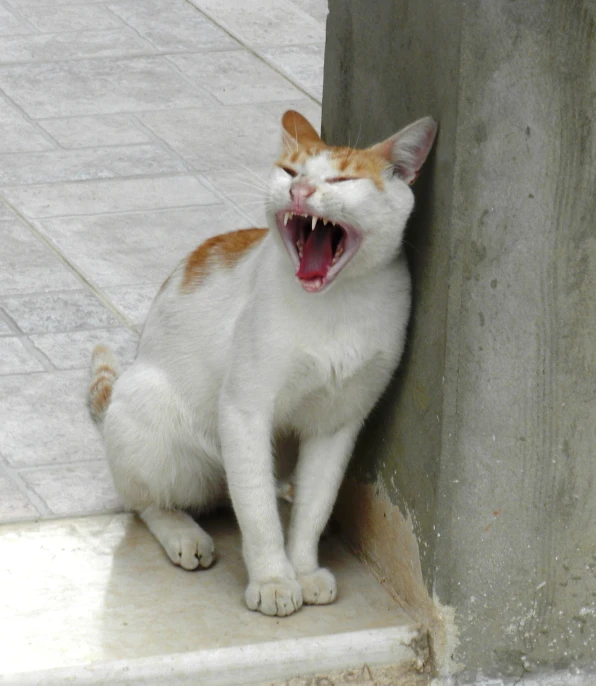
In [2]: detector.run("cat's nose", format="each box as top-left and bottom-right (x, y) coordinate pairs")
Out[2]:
(289, 182), (316, 204)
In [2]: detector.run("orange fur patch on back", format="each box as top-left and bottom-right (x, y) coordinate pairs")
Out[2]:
(181, 228), (268, 292)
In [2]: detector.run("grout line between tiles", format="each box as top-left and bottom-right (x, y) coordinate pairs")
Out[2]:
(16, 458), (112, 473)
(0, 306), (22, 335)
(128, 114), (197, 172)
(20, 96), (320, 123)
(194, 174), (259, 226)
(0, 505), (126, 526)
(20, 335), (56, 372)
(0, 89), (60, 151)
(0, 46), (253, 70)
(0, 0), (41, 35)
(0, 460), (52, 517)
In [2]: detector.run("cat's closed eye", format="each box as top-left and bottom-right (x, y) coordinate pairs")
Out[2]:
(280, 166), (298, 177)
(326, 176), (357, 184)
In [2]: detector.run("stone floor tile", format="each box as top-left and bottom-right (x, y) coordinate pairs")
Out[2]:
(0, 96), (54, 153)
(259, 44), (325, 102)
(0, 29), (155, 66)
(0, 4), (31, 36)
(202, 168), (271, 225)
(0, 219), (81, 295)
(0, 144), (186, 186)
(38, 115), (150, 149)
(188, 0), (324, 47)
(19, 461), (122, 516)
(34, 204), (250, 287)
(0, 290), (120, 334)
(0, 469), (39, 521)
(108, 0), (237, 53)
(0, 57), (214, 119)
(17, 4), (125, 32)
(30, 327), (138, 370)
(0, 370), (105, 467)
(287, 0), (329, 24)
(2, 176), (219, 218)
(102, 284), (159, 327)
(139, 101), (319, 171)
(169, 51), (304, 105)
(0, 337), (45, 374)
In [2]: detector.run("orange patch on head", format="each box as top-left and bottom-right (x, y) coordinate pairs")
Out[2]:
(279, 110), (390, 189)
(330, 148), (389, 190)
(182, 228), (268, 292)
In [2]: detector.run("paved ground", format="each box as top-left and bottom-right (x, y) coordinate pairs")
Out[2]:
(0, 0), (325, 522)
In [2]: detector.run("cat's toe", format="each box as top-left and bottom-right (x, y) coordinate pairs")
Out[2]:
(298, 568), (337, 605)
(165, 531), (215, 570)
(245, 579), (303, 616)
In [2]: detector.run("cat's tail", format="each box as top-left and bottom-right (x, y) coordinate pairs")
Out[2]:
(88, 345), (120, 423)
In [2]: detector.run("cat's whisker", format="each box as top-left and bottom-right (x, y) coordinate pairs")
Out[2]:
(236, 164), (273, 192)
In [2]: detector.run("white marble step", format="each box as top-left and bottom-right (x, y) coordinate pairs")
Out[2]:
(0, 512), (424, 685)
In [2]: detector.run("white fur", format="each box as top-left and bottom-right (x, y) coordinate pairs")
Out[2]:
(100, 117), (435, 616)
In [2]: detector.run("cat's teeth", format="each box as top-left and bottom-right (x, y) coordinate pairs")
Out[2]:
(332, 246), (344, 265)
(323, 218), (329, 226)
(312, 216), (317, 231)
(284, 212), (291, 225)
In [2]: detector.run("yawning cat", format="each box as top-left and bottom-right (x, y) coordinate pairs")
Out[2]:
(89, 110), (437, 617)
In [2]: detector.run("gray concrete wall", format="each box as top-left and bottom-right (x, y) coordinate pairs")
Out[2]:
(324, 0), (596, 680)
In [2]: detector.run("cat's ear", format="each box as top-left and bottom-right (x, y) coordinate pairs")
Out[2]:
(281, 110), (322, 150)
(369, 117), (438, 185)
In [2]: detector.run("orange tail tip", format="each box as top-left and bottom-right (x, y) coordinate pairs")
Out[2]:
(89, 345), (120, 423)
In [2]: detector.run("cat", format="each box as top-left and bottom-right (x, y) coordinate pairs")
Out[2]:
(89, 110), (437, 617)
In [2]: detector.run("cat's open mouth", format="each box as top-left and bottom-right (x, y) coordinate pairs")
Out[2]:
(275, 211), (361, 293)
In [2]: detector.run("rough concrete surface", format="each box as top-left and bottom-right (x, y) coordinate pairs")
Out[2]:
(324, 0), (596, 680)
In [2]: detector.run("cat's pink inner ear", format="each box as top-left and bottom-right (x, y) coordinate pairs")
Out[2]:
(371, 117), (438, 185)
(282, 110), (322, 148)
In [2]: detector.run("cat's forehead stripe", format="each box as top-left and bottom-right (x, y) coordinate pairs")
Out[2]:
(278, 145), (388, 190)
(182, 228), (268, 292)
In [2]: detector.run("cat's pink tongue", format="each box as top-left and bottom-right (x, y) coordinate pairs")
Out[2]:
(297, 228), (334, 280)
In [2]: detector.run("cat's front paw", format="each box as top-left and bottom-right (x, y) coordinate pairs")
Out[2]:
(298, 568), (337, 605)
(245, 578), (303, 617)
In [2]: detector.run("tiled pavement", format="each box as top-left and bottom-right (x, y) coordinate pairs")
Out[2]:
(0, 0), (325, 523)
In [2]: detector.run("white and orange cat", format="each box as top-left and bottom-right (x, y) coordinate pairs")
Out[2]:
(89, 110), (437, 617)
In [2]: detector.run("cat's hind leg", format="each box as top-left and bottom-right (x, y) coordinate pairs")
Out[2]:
(141, 505), (215, 570)
(103, 364), (224, 570)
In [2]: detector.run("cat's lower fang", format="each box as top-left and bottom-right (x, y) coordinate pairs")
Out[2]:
(331, 245), (344, 265)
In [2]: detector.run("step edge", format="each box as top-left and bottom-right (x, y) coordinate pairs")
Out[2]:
(1, 624), (424, 686)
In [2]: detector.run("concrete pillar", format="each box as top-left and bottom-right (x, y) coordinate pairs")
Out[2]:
(324, 0), (596, 680)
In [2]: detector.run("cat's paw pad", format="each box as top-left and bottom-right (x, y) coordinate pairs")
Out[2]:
(164, 530), (215, 571)
(298, 568), (337, 605)
(245, 579), (303, 616)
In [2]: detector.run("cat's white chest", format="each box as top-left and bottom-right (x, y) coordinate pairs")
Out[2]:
(274, 328), (375, 431)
